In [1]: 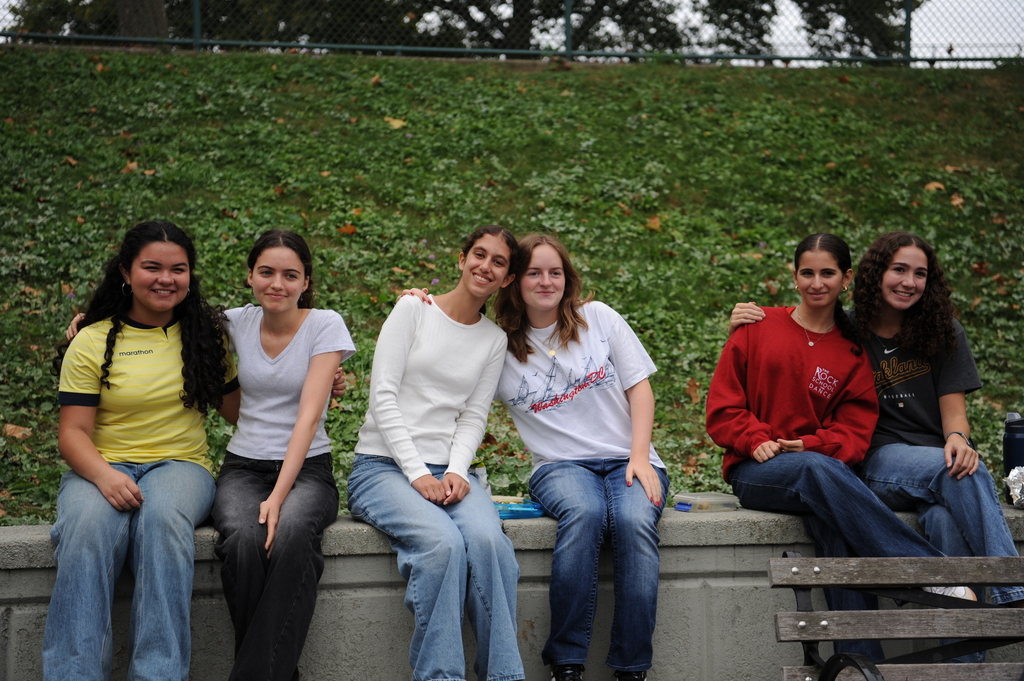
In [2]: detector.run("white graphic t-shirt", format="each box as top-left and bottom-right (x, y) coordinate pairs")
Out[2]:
(495, 301), (664, 473)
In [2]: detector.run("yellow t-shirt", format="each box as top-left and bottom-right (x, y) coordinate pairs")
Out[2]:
(58, 317), (237, 472)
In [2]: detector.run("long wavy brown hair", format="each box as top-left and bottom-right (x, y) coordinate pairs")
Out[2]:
(494, 234), (592, 363)
(853, 231), (957, 358)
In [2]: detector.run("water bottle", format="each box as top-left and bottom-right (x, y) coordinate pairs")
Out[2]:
(1003, 412), (1024, 504)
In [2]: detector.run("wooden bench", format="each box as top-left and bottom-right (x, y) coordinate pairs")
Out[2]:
(768, 553), (1024, 681)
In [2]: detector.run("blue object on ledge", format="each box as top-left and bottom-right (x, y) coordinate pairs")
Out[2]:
(496, 500), (544, 519)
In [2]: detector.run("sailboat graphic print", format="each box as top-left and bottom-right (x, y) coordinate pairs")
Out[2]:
(510, 352), (618, 414)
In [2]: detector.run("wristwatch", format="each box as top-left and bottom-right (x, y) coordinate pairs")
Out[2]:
(945, 431), (976, 450)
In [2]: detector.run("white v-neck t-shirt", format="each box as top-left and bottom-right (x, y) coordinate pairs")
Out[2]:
(225, 304), (355, 460)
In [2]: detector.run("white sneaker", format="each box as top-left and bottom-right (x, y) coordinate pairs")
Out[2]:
(923, 586), (977, 601)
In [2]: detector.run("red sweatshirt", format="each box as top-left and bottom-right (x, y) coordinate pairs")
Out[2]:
(706, 307), (879, 483)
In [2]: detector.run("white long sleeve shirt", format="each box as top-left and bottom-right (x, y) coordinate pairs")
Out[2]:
(355, 295), (508, 483)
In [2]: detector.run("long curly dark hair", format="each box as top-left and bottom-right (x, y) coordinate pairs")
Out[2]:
(52, 221), (229, 414)
(853, 231), (956, 358)
(245, 229), (316, 308)
(495, 233), (593, 363)
(794, 233), (863, 355)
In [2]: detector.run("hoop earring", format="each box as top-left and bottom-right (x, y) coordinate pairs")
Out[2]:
(185, 287), (190, 299)
(121, 282), (132, 296)
(843, 286), (849, 292)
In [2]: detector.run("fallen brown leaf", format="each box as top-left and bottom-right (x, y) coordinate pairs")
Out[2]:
(685, 377), (701, 404)
(2, 424), (32, 439)
(924, 181), (944, 191)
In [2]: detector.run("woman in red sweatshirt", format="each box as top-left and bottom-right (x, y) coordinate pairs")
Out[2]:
(706, 233), (947, 568)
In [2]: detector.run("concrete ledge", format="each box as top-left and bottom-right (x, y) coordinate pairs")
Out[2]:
(3, 506), (1023, 680)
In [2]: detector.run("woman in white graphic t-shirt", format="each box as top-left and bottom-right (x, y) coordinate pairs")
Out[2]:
(492, 234), (668, 681)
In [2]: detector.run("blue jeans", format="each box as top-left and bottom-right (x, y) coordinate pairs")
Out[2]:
(529, 459), (669, 673)
(861, 443), (1024, 605)
(347, 455), (524, 681)
(729, 452), (944, 560)
(212, 452), (340, 681)
(730, 452), (946, 661)
(42, 460), (216, 681)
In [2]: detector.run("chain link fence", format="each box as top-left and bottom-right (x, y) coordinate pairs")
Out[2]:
(1, 0), (1021, 66)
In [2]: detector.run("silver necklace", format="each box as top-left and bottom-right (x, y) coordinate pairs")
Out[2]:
(873, 334), (900, 354)
(794, 308), (835, 347)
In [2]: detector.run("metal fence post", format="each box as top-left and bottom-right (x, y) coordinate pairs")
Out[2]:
(903, 0), (912, 66)
(564, 0), (574, 60)
(193, 0), (202, 52)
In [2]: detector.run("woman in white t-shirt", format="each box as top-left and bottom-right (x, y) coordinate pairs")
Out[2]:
(212, 230), (355, 681)
(493, 234), (668, 681)
(347, 226), (525, 681)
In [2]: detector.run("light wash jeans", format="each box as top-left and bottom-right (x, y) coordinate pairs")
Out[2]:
(42, 460), (216, 681)
(529, 459), (669, 673)
(347, 455), (524, 681)
(861, 443), (1024, 605)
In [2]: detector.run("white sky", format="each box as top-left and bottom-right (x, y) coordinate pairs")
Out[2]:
(1, 0), (1021, 63)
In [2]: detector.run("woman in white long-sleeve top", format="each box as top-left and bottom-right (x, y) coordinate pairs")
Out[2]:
(346, 225), (525, 681)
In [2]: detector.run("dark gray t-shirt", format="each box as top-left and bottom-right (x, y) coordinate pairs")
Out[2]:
(852, 312), (981, 456)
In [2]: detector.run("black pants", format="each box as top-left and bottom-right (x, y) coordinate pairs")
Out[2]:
(212, 453), (339, 681)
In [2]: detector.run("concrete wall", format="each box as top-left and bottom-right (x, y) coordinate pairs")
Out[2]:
(3, 506), (1023, 681)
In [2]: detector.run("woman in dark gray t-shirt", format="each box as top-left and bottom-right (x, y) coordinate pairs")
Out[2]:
(849, 232), (1021, 607)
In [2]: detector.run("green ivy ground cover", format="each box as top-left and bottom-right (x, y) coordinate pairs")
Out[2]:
(1, 47), (1022, 523)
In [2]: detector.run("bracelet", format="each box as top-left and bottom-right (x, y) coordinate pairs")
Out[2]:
(945, 431), (976, 450)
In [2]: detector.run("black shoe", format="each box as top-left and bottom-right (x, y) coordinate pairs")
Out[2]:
(613, 672), (647, 681)
(551, 664), (585, 681)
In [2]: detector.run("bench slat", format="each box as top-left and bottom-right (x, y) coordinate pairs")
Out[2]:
(782, 662), (1024, 681)
(768, 557), (1024, 587)
(776, 609), (1024, 641)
